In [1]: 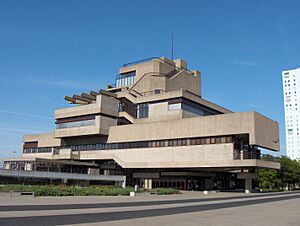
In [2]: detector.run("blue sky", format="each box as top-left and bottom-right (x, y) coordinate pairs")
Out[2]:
(0, 0), (300, 158)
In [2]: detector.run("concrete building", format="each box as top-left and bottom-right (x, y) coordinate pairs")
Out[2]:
(2, 57), (280, 192)
(282, 68), (300, 160)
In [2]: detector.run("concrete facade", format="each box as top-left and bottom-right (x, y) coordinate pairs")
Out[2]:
(3, 57), (280, 191)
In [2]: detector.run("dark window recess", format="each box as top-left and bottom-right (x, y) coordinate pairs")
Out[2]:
(56, 115), (96, 124)
(23, 147), (52, 154)
(168, 98), (222, 116)
(118, 98), (136, 118)
(23, 141), (38, 148)
(120, 71), (136, 77)
(137, 103), (149, 118)
(117, 117), (132, 126)
(24, 135), (236, 154)
(83, 135), (233, 151)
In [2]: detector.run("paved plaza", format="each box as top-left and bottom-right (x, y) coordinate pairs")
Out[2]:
(0, 191), (300, 226)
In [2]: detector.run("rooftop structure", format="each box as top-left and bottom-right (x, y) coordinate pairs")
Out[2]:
(2, 57), (280, 192)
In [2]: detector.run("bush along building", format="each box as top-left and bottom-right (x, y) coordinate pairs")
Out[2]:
(2, 57), (280, 192)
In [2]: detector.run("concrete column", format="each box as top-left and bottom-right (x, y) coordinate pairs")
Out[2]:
(121, 180), (126, 188)
(148, 179), (152, 189)
(245, 179), (252, 193)
(240, 139), (244, 160)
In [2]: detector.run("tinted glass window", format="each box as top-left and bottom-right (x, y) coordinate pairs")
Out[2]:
(137, 103), (149, 118)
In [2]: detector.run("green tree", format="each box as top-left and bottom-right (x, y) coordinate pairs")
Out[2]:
(257, 169), (279, 190)
(277, 156), (300, 190)
(257, 155), (300, 191)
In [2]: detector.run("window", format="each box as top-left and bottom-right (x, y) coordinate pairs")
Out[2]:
(190, 138), (197, 145)
(56, 119), (95, 129)
(115, 71), (136, 87)
(168, 103), (182, 111)
(210, 138), (216, 144)
(159, 140), (166, 147)
(216, 137), (221, 143)
(168, 139), (178, 146)
(137, 103), (149, 118)
(154, 89), (161, 94)
(181, 103), (217, 116)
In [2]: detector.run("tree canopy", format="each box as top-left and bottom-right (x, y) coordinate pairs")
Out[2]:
(258, 155), (300, 191)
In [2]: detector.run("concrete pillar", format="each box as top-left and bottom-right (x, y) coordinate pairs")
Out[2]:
(240, 139), (244, 160)
(245, 179), (252, 193)
(148, 179), (152, 189)
(121, 180), (126, 188)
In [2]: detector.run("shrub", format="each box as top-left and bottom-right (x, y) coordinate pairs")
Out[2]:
(0, 184), (134, 196)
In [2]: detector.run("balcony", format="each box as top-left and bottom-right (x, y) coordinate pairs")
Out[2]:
(54, 94), (118, 138)
(56, 119), (95, 129)
(54, 115), (116, 138)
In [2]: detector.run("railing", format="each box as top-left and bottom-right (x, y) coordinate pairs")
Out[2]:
(122, 57), (194, 74)
(108, 57), (193, 91)
(118, 98), (136, 118)
(122, 57), (158, 67)
(233, 146), (261, 160)
(138, 89), (167, 97)
(128, 72), (169, 94)
(165, 69), (180, 78)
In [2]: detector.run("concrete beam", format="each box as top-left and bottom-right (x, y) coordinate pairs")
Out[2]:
(81, 93), (96, 101)
(64, 96), (88, 105)
(73, 95), (93, 104)
(99, 89), (117, 98)
(237, 172), (259, 179)
(64, 96), (76, 103)
(90, 91), (99, 97)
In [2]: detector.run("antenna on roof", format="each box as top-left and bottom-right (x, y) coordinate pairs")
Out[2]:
(171, 32), (174, 60)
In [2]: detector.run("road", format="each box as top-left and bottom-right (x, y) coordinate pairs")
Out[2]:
(0, 191), (300, 226)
